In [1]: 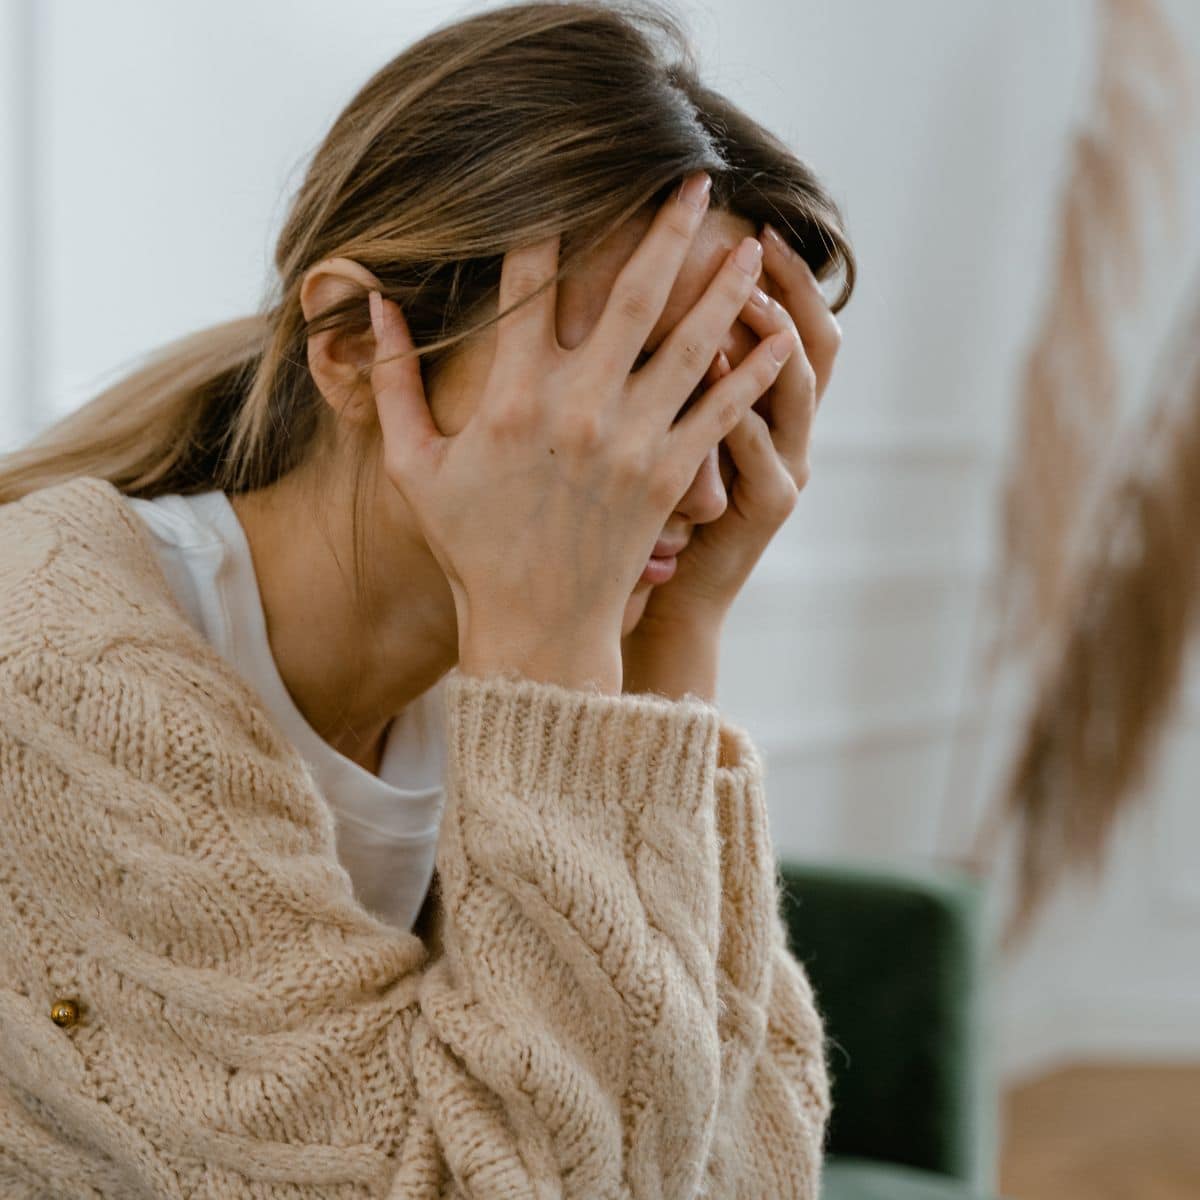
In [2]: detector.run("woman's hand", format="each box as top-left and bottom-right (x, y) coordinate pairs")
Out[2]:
(621, 222), (843, 702)
(368, 175), (797, 695)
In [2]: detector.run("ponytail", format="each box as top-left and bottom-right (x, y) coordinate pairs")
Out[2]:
(0, 313), (272, 504)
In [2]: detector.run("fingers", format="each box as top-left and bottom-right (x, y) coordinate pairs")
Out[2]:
(494, 232), (561, 368)
(669, 325), (796, 474)
(722, 402), (807, 514)
(736, 283), (815, 473)
(636, 234), (765, 424)
(368, 290), (442, 477)
(760, 223), (842, 403)
(584, 171), (712, 377)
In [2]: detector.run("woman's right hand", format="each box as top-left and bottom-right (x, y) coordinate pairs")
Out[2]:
(367, 171), (797, 694)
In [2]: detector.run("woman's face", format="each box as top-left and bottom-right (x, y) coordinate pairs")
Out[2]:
(426, 204), (763, 638)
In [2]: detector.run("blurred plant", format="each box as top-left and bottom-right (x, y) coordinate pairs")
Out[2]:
(980, 280), (1200, 951)
(994, 0), (1194, 661)
(975, 0), (1197, 950)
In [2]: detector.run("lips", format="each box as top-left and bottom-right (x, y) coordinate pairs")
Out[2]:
(652, 539), (689, 558)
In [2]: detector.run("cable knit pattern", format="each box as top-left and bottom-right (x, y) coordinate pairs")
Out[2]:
(0, 476), (831, 1198)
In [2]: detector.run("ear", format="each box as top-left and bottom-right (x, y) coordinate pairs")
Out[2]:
(300, 256), (384, 426)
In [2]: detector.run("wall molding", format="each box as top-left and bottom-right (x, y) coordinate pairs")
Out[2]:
(998, 998), (1200, 1086)
(750, 549), (997, 588)
(748, 695), (1024, 760)
(810, 428), (1005, 466)
(736, 645), (1200, 763)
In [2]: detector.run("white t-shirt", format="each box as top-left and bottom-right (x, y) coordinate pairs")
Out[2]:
(123, 490), (447, 933)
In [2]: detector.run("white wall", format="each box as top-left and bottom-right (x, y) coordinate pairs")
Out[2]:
(3, 0), (1198, 1094)
(0, 0), (33, 449)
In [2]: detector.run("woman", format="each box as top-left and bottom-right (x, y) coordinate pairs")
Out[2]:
(0, 1), (854, 1195)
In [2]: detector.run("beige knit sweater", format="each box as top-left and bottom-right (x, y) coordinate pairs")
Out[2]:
(0, 476), (831, 1199)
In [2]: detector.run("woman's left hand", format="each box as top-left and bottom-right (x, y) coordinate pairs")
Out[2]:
(620, 222), (843, 703)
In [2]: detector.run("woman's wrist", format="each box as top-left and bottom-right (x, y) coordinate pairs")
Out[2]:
(621, 618), (721, 706)
(459, 629), (623, 697)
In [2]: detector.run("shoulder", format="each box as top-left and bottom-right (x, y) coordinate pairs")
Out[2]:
(0, 476), (181, 655)
(0, 475), (309, 791)
(0, 473), (152, 572)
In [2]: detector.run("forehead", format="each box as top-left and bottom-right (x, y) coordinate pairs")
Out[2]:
(557, 206), (759, 353)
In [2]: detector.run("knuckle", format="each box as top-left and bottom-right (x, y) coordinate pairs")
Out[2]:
(758, 353), (784, 388)
(675, 335), (707, 373)
(717, 271), (752, 314)
(485, 388), (536, 430)
(752, 416), (775, 450)
(559, 407), (606, 451)
(382, 446), (408, 484)
(615, 283), (653, 326)
(616, 443), (653, 485)
(773, 481), (801, 519)
(796, 355), (818, 392)
(663, 210), (696, 245)
(503, 267), (547, 304)
(716, 396), (742, 436)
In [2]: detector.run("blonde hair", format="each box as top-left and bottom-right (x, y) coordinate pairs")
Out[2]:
(0, 0), (855, 740)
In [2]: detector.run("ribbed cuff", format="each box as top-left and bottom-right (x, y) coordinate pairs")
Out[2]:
(713, 716), (758, 787)
(713, 715), (788, 981)
(441, 667), (722, 823)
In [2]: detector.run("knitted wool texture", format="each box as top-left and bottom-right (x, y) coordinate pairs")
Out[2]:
(0, 476), (831, 1198)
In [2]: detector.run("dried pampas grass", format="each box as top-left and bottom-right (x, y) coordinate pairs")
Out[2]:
(972, 0), (1198, 949)
(994, 0), (1193, 661)
(979, 280), (1200, 952)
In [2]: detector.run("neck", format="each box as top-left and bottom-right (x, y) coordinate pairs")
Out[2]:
(229, 460), (459, 774)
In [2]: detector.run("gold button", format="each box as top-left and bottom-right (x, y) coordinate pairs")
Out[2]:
(50, 998), (79, 1028)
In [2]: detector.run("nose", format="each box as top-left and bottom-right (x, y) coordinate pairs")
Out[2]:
(673, 445), (729, 529)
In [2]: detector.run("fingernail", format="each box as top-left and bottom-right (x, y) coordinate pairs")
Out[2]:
(716, 350), (731, 377)
(768, 330), (796, 363)
(763, 223), (789, 254)
(735, 237), (763, 273)
(679, 171), (712, 212)
(748, 285), (769, 308)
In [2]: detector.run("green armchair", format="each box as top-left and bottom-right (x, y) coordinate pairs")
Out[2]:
(777, 858), (1008, 1200)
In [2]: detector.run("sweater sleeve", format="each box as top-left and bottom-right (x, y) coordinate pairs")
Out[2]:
(408, 668), (729, 1198)
(698, 718), (832, 1199)
(0, 645), (825, 1198)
